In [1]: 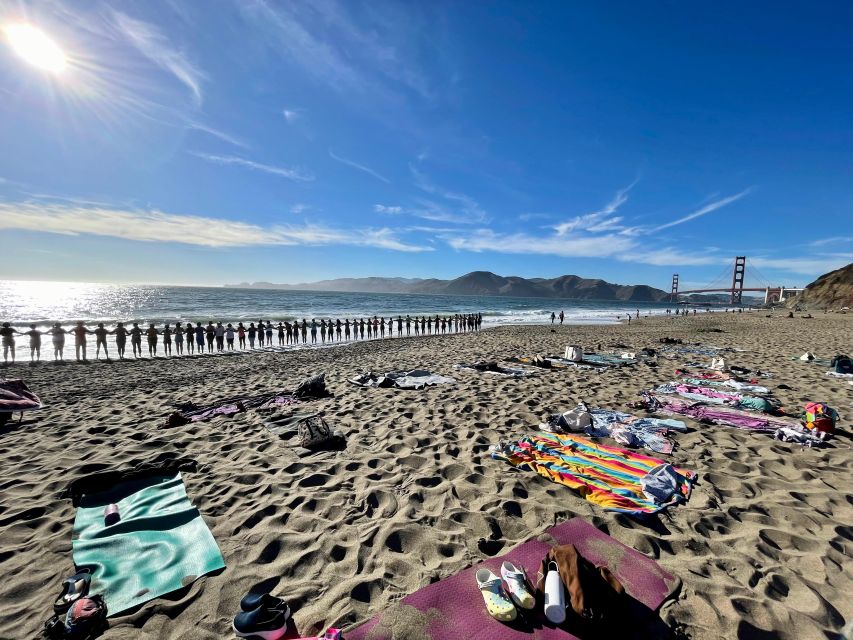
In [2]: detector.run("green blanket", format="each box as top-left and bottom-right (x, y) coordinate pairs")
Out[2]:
(72, 472), (225, 616)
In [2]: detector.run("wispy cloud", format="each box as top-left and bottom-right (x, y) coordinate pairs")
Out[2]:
(749, 255), (853, 277)
(809, 236), (853, 247)
(374, 204), (402, 214)
(111, 10), (206, 106)
(445, 229), (635, 258)
(190, 152), (314, 181)
(290, 203), (310, 214)
(653, 189), (751, 232)
(410, 167), (488, 223)
(329, 150), (389, 183)
(0, 201), (431, 252)
(187, 122), (249, 149)
(283, 108), (303, 124)
(554, 178), (638, 236)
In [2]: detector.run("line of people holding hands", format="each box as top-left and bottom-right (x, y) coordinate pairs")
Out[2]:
(1, 313), (483, 363)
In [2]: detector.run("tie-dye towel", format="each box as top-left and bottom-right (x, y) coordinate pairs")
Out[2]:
(492, 433), (695, 515)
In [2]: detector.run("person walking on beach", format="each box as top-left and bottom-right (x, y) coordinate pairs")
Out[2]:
(173, 322), (183, 355)
(559, 310), (564, 325)
(48, 323), (68, 361)
(551, 312), (556, 324)
(162, 324), (173, 356)
(226, 323), (235, 350)
(215, 322), (225, 352)
(185, 323), (195, 355)
(114, 322), (130, 359)
(72, 322), (93, 361)
(146, 323), (159, 357)
(23, 324), (44, 362)
(130, 323), (143, 358)
(195, 323), (205, 353)
(94, 323), (111, 360)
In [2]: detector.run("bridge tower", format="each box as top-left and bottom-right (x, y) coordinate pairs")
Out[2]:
(731, 256), (746, 305)
(670, 274), (679, 302)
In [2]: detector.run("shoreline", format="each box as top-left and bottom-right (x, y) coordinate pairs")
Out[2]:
(1, 313), (850, 639)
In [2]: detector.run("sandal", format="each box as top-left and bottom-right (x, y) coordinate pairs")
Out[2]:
(500, 561), (535, 610)
(53, 569), (92, 614)
(475, 568), (517, 622)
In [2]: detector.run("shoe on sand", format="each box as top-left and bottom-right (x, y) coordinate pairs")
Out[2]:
(476, 568), (517, 622)
(501, 561), (535, 610)
(240, 592), (290, 615)
(233, 605), (290, 640)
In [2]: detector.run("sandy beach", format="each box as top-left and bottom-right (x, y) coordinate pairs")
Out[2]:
(1, 311), (851, 640)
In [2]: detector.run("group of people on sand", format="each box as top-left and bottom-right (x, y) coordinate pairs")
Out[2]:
(0, 313), (483, 363)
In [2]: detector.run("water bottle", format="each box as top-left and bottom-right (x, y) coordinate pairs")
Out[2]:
(104, 503), (120, 526)
(544, 561), (566, 624)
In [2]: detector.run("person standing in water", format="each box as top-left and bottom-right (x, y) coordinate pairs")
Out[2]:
(265, 321), (273, 346)
(173, 322), (184, 355)
(225, 323), (235, 350)
(344, 319), (351, 341)
(129, 323), (143, 358)
(559, 310), (564, 325)
(94, 323), (111, 360)
(257, 320), (265, 347)
(300, 319), (307, 343)
(238, 322), (246, 349)
(184, 323), (194, 354)
(310, 319), (318, 344)
(114, 322), (130, 360)
(162, 323), (173, 356)
(214, 322), (225, 352)
(146, 323), (159, 357)
(247, 322), (256, 349)
(23, 324), (45, 363)
(205, 322), (215, 352)
(320, 319), (327, 343)
(195, 322), (205, 353)
(71, 322), (93, 361)
(0, 322), (17, 364)
(277, 322), (285, 346)
(48, 323), (68, 361)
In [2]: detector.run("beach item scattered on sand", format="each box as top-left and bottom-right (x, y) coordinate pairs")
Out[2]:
(233, 590), (292, 640)
(476, 568), (518, 622)
(652, 382), (779, 413)
(346, 517), (680, 640)
(163, 374), (328, 426)
(455, 361), (536, 377)
(491, 433), (695, 515)
(264, 411), (346, 450)
(500, 562), (535, 611)
(513, 352), (636, 371)
(349, 369), (455, 389)
(0, 378), (42, 427)
(43, 593), (108, 640)
(541, 405), (685, 454)
(68, 460), (225, 616)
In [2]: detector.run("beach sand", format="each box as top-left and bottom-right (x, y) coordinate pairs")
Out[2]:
(1, 312), (851, 639)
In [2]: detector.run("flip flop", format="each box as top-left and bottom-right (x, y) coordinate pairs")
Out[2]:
(500, 561), (535, 610)
(476, 568), (517, 622)
(53, 569), (92, 614)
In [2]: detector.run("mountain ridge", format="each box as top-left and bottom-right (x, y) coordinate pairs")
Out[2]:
(226, 271), (672, 302)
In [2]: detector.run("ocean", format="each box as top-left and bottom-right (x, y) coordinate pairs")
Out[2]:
(0, 280), (674, 359)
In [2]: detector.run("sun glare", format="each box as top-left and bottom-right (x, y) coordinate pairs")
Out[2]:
(3, 23), (67, 73)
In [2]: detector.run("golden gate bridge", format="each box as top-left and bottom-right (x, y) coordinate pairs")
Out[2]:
(671, 256), (804, 305)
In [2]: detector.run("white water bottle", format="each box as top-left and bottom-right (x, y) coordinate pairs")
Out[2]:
(544, 561), (566, 624)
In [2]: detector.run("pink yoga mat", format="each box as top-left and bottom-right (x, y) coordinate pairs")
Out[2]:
(347, 518), (679, 640)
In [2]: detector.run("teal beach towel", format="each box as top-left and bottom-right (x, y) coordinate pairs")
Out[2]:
(72, 472), (225, 616)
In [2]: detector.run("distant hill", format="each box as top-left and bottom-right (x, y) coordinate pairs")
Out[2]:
(787, 262), (853, 309)
(227, 271), (671, 302)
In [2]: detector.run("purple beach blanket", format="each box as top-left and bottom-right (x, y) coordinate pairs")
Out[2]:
(347, 518), (679, 640)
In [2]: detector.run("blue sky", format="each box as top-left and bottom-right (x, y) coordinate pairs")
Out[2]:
(1, 0), (851, 289)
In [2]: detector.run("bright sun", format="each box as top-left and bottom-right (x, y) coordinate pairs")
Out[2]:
(3, 23), (67, 73)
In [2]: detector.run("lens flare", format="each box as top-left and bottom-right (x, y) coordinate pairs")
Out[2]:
(3, 23), (67, 73)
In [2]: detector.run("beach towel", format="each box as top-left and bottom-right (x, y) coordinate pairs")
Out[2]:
(680, 377), (770, 394)
(71, 471), (225, 615)
(455, 362), (535, 377)
(346, 517), (681, 640)
(586, 409), (686, 455)
(492, 433), (695, 515)
(0, 378), (42, 413)
(349, 370), (455, 389)
(654, 399), (798, 432)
